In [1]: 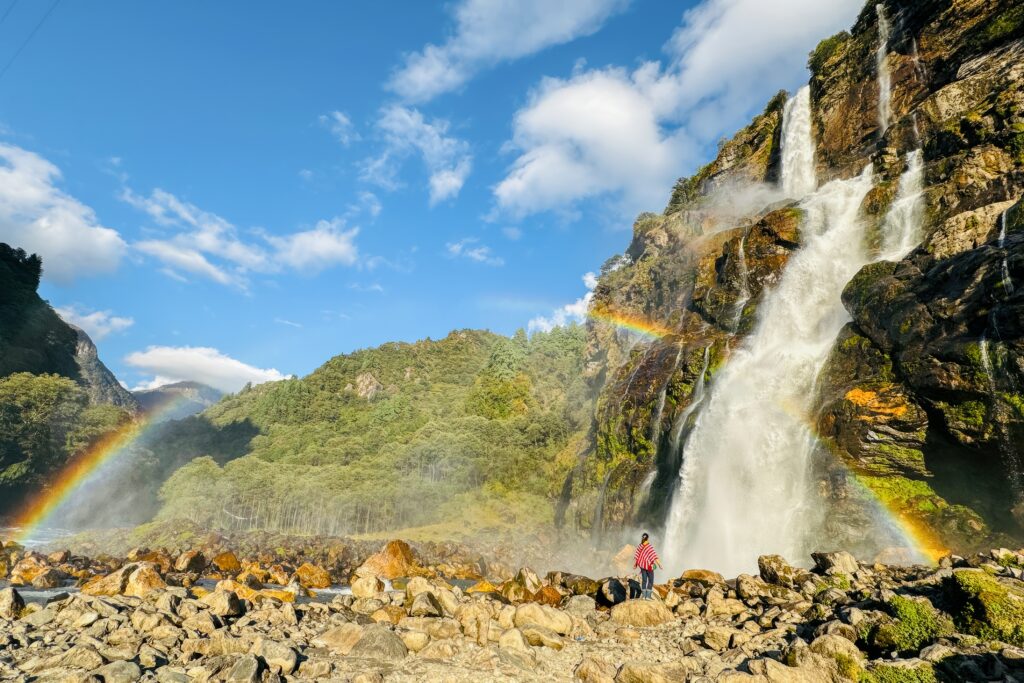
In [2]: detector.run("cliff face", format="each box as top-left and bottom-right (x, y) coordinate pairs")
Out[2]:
(71, 326), (139, 411)
(563, 0), (1024, 555)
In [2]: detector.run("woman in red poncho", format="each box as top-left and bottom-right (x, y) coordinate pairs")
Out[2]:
(633, 532), (662, 600)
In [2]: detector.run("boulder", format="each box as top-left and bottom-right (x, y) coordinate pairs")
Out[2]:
(408, 591), (444, 618)
(615, 660), (701, 683)
(945, 569), (1024, 646)
(809, 634), (864, 662)
(680, 568), (725, 586)
(513, 602), (572, 635)
(125, 564), (167, 597)
(565, 594), (597, 615)
(92, 660), (142, 683)
(405, 576), (434, 600)
(174, 550), (207, 573)
(514, 567), (543, 593)
(312, 623), (364, 655)
(704, 625), (738, 651)
(349, 624), (409, 661)
(400, 629), (430, 652)
(357, 539), (418, 579)
(610, 599), (674, 627)
(9, 556), (49, 585)
(612, 545), (636, 575)
(200, 590), (244, 617)
(83, 562), (166, 598)
(226, 654), (260, 683)
(351, 574), (384, 598)
(811, 551), (859, 576)
(566, 574), (600, 596)
(212, 551), (242, 573)
(758, 555), (805, 587)
(0, 587), (24, 619)
(295, 562), (331, 589)
(498, 627), (530, 652)
(575, 655), (618, 683)
(597, 577), (639, 607)
(30, 567), (66, 589)
(520, 623), (564, 650)
(532, 584), (564, 606)
(253, 638), (297, 675)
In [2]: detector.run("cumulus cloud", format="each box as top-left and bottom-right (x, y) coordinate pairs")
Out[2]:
(55, 306), (134, 340)
(362, 106), (472, 204)
(446, 238), (503, 266)
(388, 0), (630, 102)
(495, 0), (862, 218)
(0, 143), (126, 283)
(319, 111), (357, 146)
(125, 345), (285, 394)
(528, 271), (597, 333)
(122, 187), (361, 286)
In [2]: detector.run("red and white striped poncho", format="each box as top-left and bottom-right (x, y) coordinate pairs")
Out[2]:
(633, 542), (659, 571)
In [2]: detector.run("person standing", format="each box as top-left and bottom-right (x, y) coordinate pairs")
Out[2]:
(633, 532), (662, 600)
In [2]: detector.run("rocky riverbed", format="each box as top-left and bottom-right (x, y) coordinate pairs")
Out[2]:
(2, 536), (1024, 682)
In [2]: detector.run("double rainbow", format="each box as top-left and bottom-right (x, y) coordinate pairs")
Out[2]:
(12, 395), (189, 543)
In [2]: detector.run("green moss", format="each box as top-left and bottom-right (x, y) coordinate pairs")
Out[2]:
(964, 4), (1024, 54)
(1000, 393), (1024, 420)
(946, 400), (988, 431)
(835, 653), (862, 681)
(875, 444), (927, 476)
(946, 570), (1024, 646)
(808, 31), (850, 74)
(859, 662), (937, 683)
(871, 595), (954, 653)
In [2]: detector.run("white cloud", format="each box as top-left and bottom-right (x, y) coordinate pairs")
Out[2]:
(319, 111), (357, 146)
(0, 143), (126, 283)
(274, 318), (302, 328)
(265, 218), (359, 272)
(349, 282), (385, 293)
(502, 226), (522, 240)
(495, 0), (862, 218)
(388, 0), (630, 102)
(446, 238), (503, 266)
(125, 345), (285, 394)
(55, 306), (134, 340)
(122, 187), (361, 286)
(528, 271), (597, 333)
(363, 106), (472, 205)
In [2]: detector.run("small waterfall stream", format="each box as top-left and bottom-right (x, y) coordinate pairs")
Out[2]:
(999, 210), (1015, 295)
(668, 344), (712, 455)
(731, 230), (751, 331)
(876, 4), (892, 134)
(880, 150), (925, 259)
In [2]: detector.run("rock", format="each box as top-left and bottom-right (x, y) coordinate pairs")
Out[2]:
(520, 623), (564, 650)
(513, 602), (572, 634)
(357, 539), (418, 579)
(400, 629), (430, 652)
(498, 627), (530, 652)
(809, 634), (864, 661)
(812, 551), (859, 575)
(566, 575), (601, 596)
(532, 584), (564, 606)
(351, 574), (384, 598)
(125, 563), (167, 597)
(174, 550), (206, 573)
(945, 569), (1024, 646)
(294, 562), (331, 589)
(30, 567), (66, 589)
(612, 545), (636, 575)
(466, 579), (501, 595)
(0, 587), (24, 619)
(55, 645), (105, 670)
(514, 567), (543, 593)
(212, 551), (242, 573)
(405, 576), (434, 599)
(418, 639), (461, 660)
(253, 638), (297, 675)
(704, 625), (737, 651)
(371, 605), (406, 625)
(565, 594), (597, 615)
(758, 555), (803, 587)
(92, 660), (142, 683)
(352, 674), (384, 683)
(705, 591), (747, 619)
(597, 577), (634, 607)
(408, 591), (444, 617)
(349, 624), (408, 661)
(615, 660), (700, 683)
(610, 599), (674, 627)
(680, 568), (725, 585)
(82, 562), (166, 598)
(200, 590), (244, 617)
(575, 654), (618, 683)
(226, 654), (261, 683)
(312, 623), (364, 655)
(9, 556), (48, 585)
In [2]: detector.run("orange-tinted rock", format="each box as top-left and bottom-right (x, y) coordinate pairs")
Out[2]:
(136, 551), (173, 574)
(680, 569), (725, 586)
(174, 550), (207, 573)
(295, 563), (331, 589)
(357, 540), (419, 580)
(268, 565), (290, 585)
(9, 556), (48, 586)
(236, 571), (264, 589)
(532, 585), (565, 607)
(466, 580), (500, 594)
(125, 564), (167, 597)
(212, 551), (242, 573)
(47, 550), (70, 564)
(83, 562), (166, 597)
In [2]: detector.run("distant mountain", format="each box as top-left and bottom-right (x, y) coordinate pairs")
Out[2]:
(70, 325), (139, 411)
(134, 381), (223, 422)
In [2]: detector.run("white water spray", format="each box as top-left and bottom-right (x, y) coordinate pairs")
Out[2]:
(781, 86), (817, 198)
(880, 150), (925, 259)
(668, 344), (712, 454)
(732, 230), (751, 331)
(876, 4), (892, 134)
(663, 167), (876, 575)
(999, 210), (1015, 295)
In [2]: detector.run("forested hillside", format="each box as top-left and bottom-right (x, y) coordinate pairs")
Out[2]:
(151, 326), (593, 539)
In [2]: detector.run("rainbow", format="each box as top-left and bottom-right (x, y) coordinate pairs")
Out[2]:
(588, 308), (676, 339)
(12, 394), (189, 543)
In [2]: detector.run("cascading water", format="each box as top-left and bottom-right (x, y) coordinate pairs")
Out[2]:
(880, 150), (925, 259)
(663, 167), (877, 575)
(876, 4), (892, 134)
(781, 86), (817, 198)
(731, 230), (751, 331)
(668, 344), (712, 454)
(999, 210), (1015, 295)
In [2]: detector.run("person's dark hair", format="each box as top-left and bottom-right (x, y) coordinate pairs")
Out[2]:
(641, 532), (649, 542)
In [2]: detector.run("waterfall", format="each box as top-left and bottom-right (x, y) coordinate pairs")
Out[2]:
(876, 4), (892, 134)
(880, 150), (925, 259)
(781, 86), (817, 198)
(648, 346), (683, 444)
(980, 335), (1023, 497)
(999, 210), (1015, 295)
(668, 344), (712, 454)
(662, 167), (876, 575)
(732, 230), (751, 331)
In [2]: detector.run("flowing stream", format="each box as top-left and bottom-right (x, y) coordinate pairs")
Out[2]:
(880, 150), (925, 259)
(876, 4), (892, 134)
(999, 210), (1015, 295)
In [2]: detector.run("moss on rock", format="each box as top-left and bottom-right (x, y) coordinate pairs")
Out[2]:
(858, 661), (938, 683)
(945, 569), (1024, 646)
(871, 595), (954, 653)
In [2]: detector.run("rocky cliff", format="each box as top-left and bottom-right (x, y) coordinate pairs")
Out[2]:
(563, 0), (1024, 557)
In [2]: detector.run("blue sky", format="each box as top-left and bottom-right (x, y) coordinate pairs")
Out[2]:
(0, 0), (862, 392)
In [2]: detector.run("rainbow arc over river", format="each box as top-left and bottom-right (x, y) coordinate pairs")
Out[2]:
(588, 308), (675, 339)
(13, 395), (190, 543)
